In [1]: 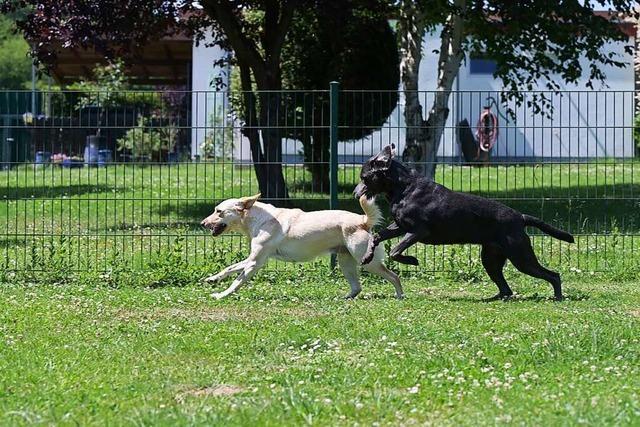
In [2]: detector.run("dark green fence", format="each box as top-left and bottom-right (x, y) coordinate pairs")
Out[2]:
(1, 86), (639, 274)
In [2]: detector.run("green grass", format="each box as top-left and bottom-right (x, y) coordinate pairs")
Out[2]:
(1, 269), (639, 425)
(2, 162), (640, 424)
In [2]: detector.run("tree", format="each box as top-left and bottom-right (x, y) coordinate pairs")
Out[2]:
(255, 0), (399, 192)
(396, 0), (638, 178)
(0, 15), (31, 89)
(3, 0), (299, 202)
(199, 0), (301, 203)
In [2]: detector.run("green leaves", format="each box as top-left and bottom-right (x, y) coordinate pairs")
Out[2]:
(0, 15), (31, 89)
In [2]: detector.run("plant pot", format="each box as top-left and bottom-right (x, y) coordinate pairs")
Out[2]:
(167, 151), (180, 164)
(84, 135), (103, 167)
(133, 155), (151, 164)
(98, 149), (113, 167)
(35, 151), (51, 168)
(62, 158), (84, 169)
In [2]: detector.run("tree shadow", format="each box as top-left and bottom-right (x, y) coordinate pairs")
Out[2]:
(3, 184), (116, 200)
(95, 221), (202, 232)
(154, 197), (364, 223)
(0, 237), (27, 249)
(288, 181), (361, 195)
(466, 184), (640, 233)
(152, 182), (640, 233)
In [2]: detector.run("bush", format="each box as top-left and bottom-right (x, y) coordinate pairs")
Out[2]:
(200, 108), (234, 160)
(116, 116), (164, 158)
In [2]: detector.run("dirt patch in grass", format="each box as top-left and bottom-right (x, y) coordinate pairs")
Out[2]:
(629, 310), (640, 318)
(175, 384), (245, 402)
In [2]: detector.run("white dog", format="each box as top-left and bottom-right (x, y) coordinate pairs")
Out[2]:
(201, 193), (403, 300)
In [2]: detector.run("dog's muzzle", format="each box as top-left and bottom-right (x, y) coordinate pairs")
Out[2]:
(201, 221), (227, 236)
(353, 182), (368, 199)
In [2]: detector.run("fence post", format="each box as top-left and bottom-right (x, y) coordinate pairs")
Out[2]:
(329, 81), (339, 269)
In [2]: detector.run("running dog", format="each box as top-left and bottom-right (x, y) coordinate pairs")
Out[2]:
(354, 145), (574, 301)
(201, 194), (402, 300)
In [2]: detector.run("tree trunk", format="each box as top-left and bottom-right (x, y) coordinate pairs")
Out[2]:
(202, 0), (295, 204)
(398, 0), (427, 173)
(301, 127), (330, 193)
(257, 75), (290, 205)
(237, 64), (290, 204)
(399, 0), (465, 180)
(239, 64), (267, 194)
(310, 128), (330, 193)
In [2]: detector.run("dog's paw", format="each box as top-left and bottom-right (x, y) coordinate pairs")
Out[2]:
(344, 290), (362, 300)
(360, 252), (375, 266)
(211, 292), (226, 300)
(403, 255), (419, 266)
(204, 274), (222, 283)
(391, 254), (419, 266)
(482, 293), (513, 302)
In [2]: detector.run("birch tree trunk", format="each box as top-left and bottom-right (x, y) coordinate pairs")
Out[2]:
(399, 0), (466, 180)
(398, 0), (427, 173)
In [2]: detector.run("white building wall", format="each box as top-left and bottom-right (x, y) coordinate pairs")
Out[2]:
(196, 28), (635, 162)
(190, 33), (228, 159)
(362, 29), (635, 161)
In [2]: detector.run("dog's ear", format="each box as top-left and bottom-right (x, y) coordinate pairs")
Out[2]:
(236, 193), (261, 211)
(372, 144), (396, 168)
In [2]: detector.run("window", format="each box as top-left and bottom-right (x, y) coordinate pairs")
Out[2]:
(469, 56), (497, 75)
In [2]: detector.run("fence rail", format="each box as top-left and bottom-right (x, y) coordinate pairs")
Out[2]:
(1, 87), (639, 274)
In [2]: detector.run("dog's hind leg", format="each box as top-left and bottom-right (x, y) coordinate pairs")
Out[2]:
(505, 235), (563, 301)
(337, 252), (362, 299)
(388, 233), (420, 265)
(350, 231), (404, 299)
(364, 260), (404, 299)
(361, 222), (405, 265)
(481, 244), (513, 301)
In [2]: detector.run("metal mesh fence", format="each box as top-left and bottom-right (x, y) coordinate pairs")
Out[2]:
(1, 88), (638, 273)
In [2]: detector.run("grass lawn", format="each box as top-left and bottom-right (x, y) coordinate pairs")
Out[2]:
(1, 162), (640, 424)
(1, 270), (639, 425)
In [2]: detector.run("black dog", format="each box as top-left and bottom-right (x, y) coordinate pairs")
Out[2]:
(354, 145), (574, 301)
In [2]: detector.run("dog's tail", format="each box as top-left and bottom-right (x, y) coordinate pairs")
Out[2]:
(522, 214), (575, 243)
(359, 195), (382, 230)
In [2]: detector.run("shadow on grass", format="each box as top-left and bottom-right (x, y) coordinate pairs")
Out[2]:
(288, 181), (361, 196)
(444, 292), (591, 303)
(3, 184), (116, 200)
(97, 221), (202, 232)
(154, 197), (364, 223)
(146, 182), (640, 233)
(0, 237), (27, 249)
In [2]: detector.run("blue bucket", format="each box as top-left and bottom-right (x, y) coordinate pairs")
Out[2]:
(98, 149), (112, 167)
(35, 151), (51, 168)
(84, 144), (98, 167)
(168, 151), (179, 164)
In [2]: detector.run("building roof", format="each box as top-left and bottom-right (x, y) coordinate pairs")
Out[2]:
(48, 34), (192, 86)
(595, 11), (636, 38)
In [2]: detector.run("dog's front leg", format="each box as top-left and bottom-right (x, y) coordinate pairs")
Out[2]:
(389, 232), (421, 265)
(203, 260), (247, 283)
(211, 234), (275, 300)
(361, 222), (405, 265)
(211, 255), (267, 300)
